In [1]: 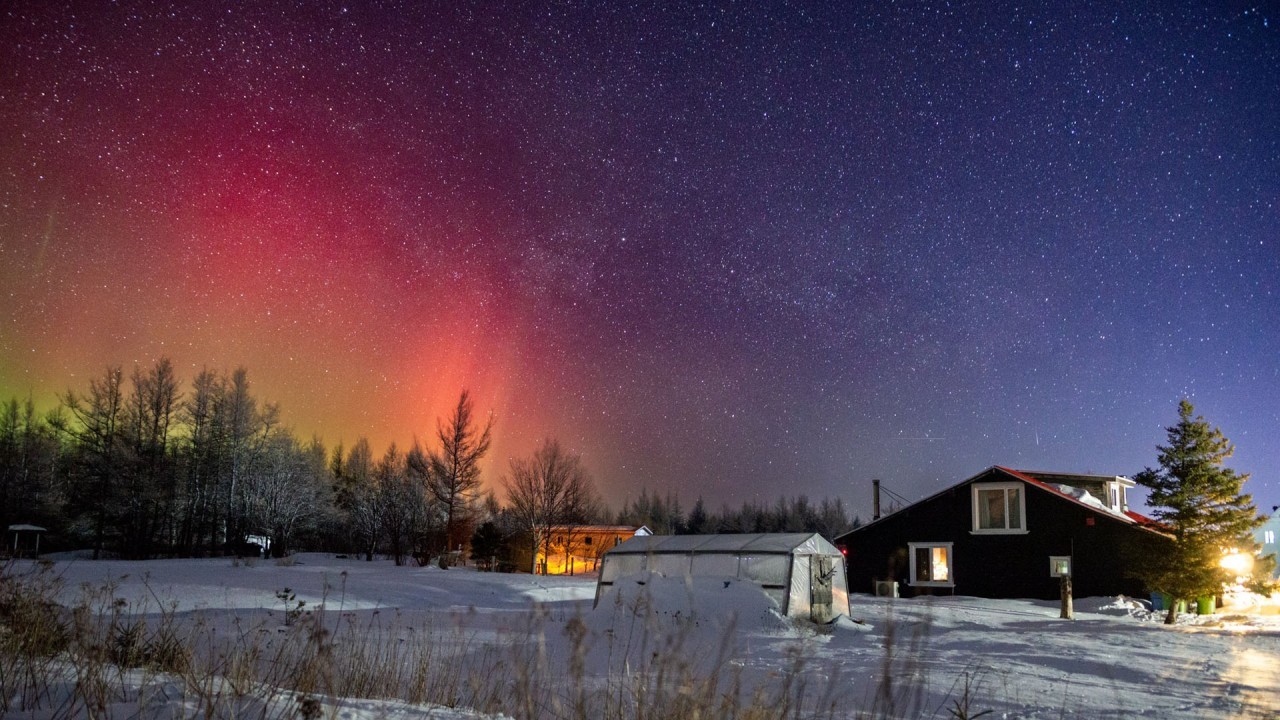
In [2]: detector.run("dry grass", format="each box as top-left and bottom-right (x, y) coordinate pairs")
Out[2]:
(0, 560), (980, 719)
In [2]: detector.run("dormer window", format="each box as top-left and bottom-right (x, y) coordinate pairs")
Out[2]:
(1103, 478), (1132, 512)
(972, 482), (1027, 534)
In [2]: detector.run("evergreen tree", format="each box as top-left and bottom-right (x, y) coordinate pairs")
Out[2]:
(469, 520), (505, 570)
(0, 397), (61, 535)
(1135, 399), (1266, 624)
(685, 497), (709, 534)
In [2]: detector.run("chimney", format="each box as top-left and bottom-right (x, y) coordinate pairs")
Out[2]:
(873, 479), (881, 521)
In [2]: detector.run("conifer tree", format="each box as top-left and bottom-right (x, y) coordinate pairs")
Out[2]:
(1135, 399), (1266, 624)
(414, 390), (493, 561)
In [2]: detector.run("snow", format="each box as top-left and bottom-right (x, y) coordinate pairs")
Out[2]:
(12, 553), (1280, 719)
(1050, 483), (1125, 517)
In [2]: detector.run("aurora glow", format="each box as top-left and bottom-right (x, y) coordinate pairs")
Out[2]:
(2, 2), (1277, 514)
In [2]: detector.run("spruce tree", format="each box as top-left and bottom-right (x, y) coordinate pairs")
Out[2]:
(1135, 399), (1265, 624)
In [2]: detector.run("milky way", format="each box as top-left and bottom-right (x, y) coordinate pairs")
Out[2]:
(2, 2), (1277, 514)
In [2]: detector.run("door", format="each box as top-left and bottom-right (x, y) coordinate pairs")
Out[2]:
(811, 555), (835, 623)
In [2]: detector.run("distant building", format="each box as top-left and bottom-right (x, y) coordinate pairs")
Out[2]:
(837, 467), (1169, 600)
(7, 524), (47, 558)
(1255, 510), (1280, 580)
(538, 525), (651, 575)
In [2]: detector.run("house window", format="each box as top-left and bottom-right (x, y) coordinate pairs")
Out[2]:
(1266, 530), (1275, 545)
(1105, 482), (1129, 512)
(972, 482), (1027, 533)
(1050, 556), (1072, 578)
(584, 536), (593, 546)
(908, 542), (954, 587)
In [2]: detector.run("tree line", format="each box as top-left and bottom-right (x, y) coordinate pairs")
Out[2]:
(612, 488), (858, 539)
(0, 360), (494, 563)
(0, 358), (858, 566)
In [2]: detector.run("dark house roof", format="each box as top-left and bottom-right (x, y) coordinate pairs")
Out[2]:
(848, 466), (1163, 536)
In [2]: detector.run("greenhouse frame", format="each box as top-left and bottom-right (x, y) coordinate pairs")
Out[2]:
(594, 532), (850, 623)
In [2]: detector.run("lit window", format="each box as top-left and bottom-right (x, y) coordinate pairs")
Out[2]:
(972, 482), (1027, 533)
(1266, 530), (1275, 545)
(908, 542), (954, 586)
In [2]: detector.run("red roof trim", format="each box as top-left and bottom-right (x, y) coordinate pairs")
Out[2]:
(1123, 510), (1168, 530)
(995, 466), (1139, 524)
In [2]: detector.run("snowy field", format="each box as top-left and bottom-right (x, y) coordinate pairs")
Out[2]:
(9, 553), (1280, 719)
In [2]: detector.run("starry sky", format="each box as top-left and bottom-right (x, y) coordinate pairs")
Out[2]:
(2, 1), (1277, 518)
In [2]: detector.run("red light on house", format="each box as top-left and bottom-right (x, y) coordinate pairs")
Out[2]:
(838, 544), (848, 556)
(1085, 517), (1095, 526)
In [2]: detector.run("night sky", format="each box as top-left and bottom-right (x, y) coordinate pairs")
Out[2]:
(2, 2), (1277, 517)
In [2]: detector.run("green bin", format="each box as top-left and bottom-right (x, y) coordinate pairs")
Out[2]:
(1196, 596), (1215, 615)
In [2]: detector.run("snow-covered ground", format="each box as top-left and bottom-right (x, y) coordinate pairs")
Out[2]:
(12, 553), (1280, 719)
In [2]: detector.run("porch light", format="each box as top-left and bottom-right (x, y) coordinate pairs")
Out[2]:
(1219, 550), (1254, 576)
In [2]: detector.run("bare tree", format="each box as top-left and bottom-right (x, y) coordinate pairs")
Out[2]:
(244, 431), (326, 557)
(178, 368), (222, 555)
(504, 439), (596, 574)
(122, 358), (180, 557)
(220, 367), (277, 552)
(335, 437), (383, 560)
(61, 366), (126, 558)
(0, 396), (60, 538)
(377, 444), (422, 566)
(417, 390), (493, 560)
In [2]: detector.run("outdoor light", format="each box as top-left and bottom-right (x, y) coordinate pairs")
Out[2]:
(1219, 550), (1254, 576)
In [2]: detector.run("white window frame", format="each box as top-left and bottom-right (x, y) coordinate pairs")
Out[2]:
(908, 542), (954, 587)
(1049, 555), (1072, 578)
(1104, 481), (1129, 512)
(971, 482), (1029, 534)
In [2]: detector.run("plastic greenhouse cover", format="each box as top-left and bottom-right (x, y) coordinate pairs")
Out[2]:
(605, 533), (841, 556)
(789, 555), (810, 617)
(831, 562), (851, 616)
(600, 554), (644, 583)
(739, 555), (790, 585)
(691, 554), (740, 577)
(649, 554), (693, 577)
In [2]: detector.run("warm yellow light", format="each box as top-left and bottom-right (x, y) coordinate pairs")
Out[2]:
(1219, 551), (1254, 576)
(931, 547), (950, 582)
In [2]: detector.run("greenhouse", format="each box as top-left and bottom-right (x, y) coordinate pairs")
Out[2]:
(594, 532), (849, 623)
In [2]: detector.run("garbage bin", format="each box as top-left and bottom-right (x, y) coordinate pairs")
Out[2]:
(1150, 592), (1166, 611)
(1196, 596), (1215, 615)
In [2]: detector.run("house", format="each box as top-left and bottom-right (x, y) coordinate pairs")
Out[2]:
(595, 532), (850, 623)
(536, 525), (651, 575)
(1255, 509), (1280, 580)
(836, 467), (1169, 600)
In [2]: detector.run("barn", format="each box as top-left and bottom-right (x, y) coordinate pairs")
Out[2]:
(594, 532), (850, 623)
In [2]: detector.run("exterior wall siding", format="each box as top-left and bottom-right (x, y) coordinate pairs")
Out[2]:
(839, 468), (1166, 600)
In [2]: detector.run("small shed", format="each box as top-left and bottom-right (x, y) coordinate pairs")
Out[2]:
(7, 524), (47, 558)
(594, 533), (850, 623)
